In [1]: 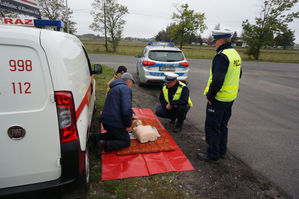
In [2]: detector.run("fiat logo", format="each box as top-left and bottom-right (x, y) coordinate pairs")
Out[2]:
(7, 126), (26, 140)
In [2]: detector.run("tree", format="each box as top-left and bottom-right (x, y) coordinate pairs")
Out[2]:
(188, 33), (202, 44)
(0, 10), (18, 18)
(207, 35), (214, 46)
(38, 0), (77, 34)
(242, 0), (299, 60)
(90, 0), (108, 52)
(155, 30), (170, 42)
(274, 29), (295, 48)
(171, 3), (207, 49)
(231, 31), (238, 45)
(155, 23), (177, 42)
(90, 0), (128, 53)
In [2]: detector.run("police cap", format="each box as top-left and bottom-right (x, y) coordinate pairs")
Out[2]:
(164, 72), (179, 82)
(212, 29), (233, 40)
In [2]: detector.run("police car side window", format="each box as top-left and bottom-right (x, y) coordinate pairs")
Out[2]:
(82, 46), (92, 74)
(142, 48), (147, 57)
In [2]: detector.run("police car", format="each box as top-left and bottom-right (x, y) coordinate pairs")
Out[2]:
(136, 42), (189, 85)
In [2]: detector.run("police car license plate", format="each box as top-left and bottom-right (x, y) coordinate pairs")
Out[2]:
(159, 65), (175, 71)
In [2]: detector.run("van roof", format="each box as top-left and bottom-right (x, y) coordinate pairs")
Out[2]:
(0, 24), (41, 42)
(0, 24), (85, 92)
(0, 24), (79, 43)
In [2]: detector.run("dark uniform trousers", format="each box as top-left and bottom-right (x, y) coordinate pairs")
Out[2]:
(205, 100), (233, 160)
(155, 104), (190, 128)
(94, 124), (130, 152)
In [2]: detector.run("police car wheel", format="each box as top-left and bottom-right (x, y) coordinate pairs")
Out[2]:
(136, 71), (144, 86)
(138, 80), (145, 87)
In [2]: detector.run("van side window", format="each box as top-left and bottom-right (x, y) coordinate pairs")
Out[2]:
(82, 46), (92, 74)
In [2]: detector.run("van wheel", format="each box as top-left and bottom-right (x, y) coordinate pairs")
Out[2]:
(61, 149), (90, 199)
(78, 149), (90, 198)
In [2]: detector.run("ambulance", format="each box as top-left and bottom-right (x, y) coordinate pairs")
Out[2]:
(0, 22), (102, 196)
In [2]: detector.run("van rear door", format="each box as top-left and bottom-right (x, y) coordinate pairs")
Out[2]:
(0, 27), (61, 189)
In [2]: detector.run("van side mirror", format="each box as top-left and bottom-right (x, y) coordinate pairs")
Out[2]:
(135, 54), (141, 58)
(92, 64), (102, 74)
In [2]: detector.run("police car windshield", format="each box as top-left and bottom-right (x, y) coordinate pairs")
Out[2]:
(149, 50), (184, 62)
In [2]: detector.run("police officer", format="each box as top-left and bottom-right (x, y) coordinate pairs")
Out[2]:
(198, 29), (242, 162)
(155, 72), (193, 133)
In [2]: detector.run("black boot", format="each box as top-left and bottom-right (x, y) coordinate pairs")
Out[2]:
(197, 152), (219, 163)
(169, 118), (176, 124)
(173, 125), (182, 133)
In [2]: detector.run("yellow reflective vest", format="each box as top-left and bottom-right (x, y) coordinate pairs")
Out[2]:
(105, 75), (117, 95)
(163, 81), (193, 107)
(204, 48), (241, 102)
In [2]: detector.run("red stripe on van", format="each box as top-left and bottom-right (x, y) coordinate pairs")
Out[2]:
(76, 84), (92, 120)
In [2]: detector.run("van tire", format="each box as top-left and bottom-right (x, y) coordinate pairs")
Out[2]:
(77, 149), (90, 198)
(61, 148), (89, 199)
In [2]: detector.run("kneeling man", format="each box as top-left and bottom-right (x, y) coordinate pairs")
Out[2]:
(155, 72), (192, 133)
(95, 72), (135, 152)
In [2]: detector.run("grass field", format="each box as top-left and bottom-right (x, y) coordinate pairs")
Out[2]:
(83, 39), (299, 63)
(88, 65), (196, 199)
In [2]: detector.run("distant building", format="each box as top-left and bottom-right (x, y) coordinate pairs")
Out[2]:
(234, 37), (247, 48)
(202, 39), (210, 46)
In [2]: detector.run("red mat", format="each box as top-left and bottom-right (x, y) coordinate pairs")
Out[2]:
(101, 108), (194, 181)
(116, 118), (175, 155)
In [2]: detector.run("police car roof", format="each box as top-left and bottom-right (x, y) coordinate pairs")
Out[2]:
(146, 42), (181, 51)
(146, 45), (181, 51)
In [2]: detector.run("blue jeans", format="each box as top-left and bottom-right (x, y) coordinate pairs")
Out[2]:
(205, 100), (233, 160)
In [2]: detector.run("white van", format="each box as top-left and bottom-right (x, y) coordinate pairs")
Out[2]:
(0, 25), (102, 196)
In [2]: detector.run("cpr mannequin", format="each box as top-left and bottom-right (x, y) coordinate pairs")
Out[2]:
(132, 120), (157, 143)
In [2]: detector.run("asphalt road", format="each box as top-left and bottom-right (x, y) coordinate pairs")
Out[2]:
(89, 53), (299, 199)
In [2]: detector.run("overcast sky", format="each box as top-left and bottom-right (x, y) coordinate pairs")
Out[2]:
(68, 0), (299, 43)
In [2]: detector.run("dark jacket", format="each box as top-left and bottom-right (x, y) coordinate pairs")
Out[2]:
(159, 81), (189, 109)
(100, 78), (132, 128)
(206, 42), (242, 101)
